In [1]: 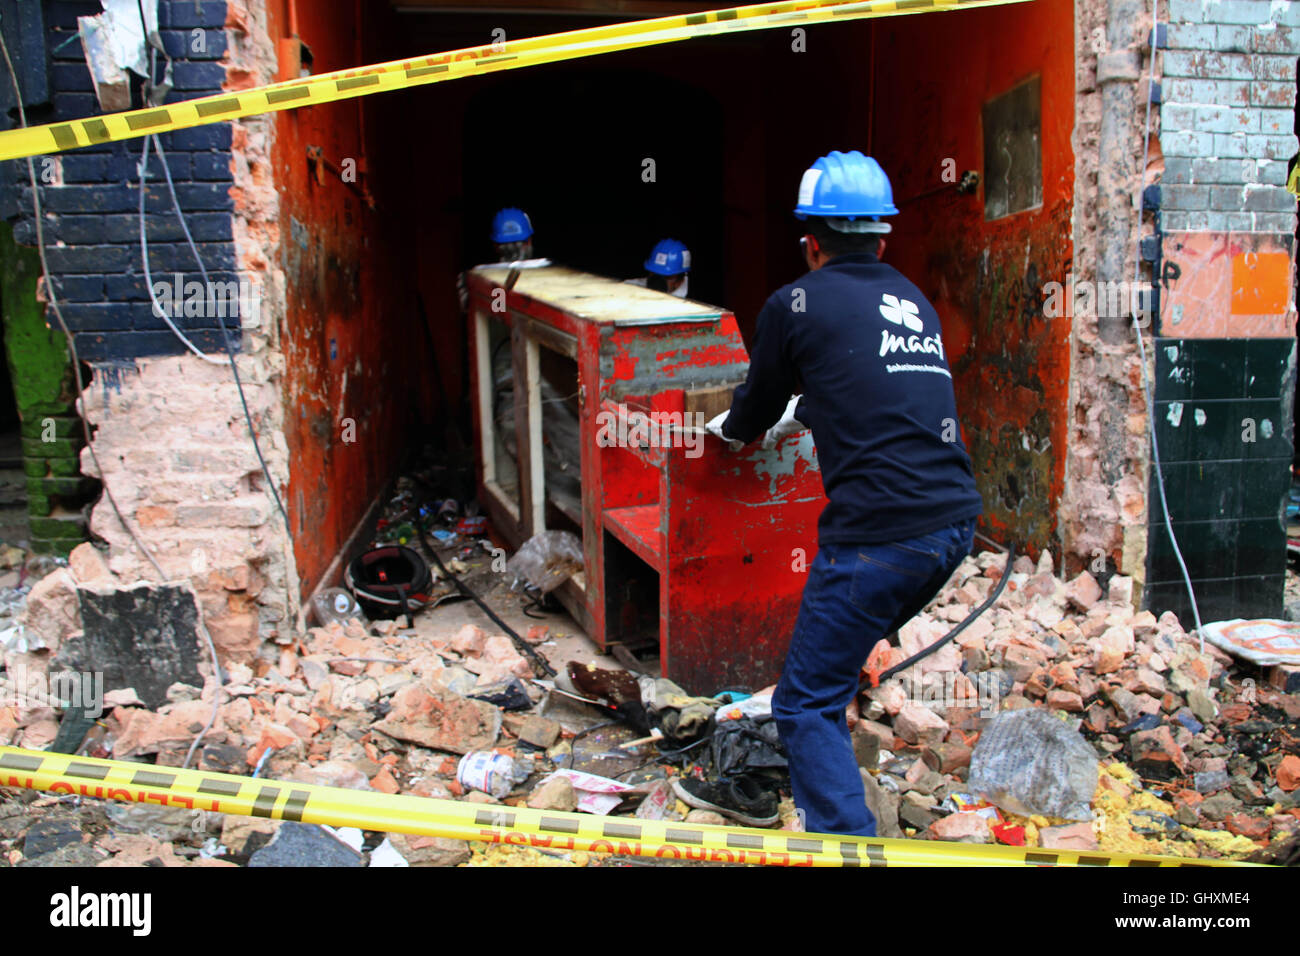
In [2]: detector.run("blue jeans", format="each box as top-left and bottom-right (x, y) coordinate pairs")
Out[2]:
(773, 517), (976, 836)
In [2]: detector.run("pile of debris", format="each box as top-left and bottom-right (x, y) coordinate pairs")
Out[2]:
(1, 539), (1298, 867)
(854, 550), (1300, 859)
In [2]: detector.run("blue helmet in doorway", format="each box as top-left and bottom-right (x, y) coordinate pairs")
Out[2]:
(644, 238), (691, 276)
(491, 208), (534, 243)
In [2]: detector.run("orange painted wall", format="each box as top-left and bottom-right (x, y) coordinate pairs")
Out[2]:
(277, 3), (1077, 590)
(874, 0), (1076, 553)
(270, 0), (431, 598)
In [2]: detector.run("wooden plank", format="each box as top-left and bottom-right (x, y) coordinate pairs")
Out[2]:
(474, 265), (720, 325)
(683, 386), (733, 421)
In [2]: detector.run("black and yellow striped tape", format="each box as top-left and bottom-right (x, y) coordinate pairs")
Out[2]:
(0, 0), (1033, 163)
(0, 746), (1254, 867)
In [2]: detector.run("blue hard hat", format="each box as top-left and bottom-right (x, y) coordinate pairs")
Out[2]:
(491, 208), (533, 243)
(793, 150), (899, 220)
(644, 238), (691, 276)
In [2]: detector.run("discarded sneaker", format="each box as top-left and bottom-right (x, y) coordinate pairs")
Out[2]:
(671, 774), (779, 828)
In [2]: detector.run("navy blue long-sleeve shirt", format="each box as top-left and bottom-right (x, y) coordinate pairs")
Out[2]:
(724, 253), (983, 545)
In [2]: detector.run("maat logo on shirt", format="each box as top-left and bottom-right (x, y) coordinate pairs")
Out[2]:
(877, 293), (946, 364)
(880, 293), (924, 332)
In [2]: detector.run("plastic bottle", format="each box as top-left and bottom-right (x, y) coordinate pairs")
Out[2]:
(309, 587), (366, 627)
(457, 751), (533, 799)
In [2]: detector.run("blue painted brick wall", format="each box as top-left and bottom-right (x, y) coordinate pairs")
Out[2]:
(5, 0), (236, 362)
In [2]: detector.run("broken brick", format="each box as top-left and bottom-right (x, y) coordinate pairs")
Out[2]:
(1130, 726), (1187, 774)
(1038, 822), (1099, 851)
(893, 701), (949, 746)
(372, 683), (501, 755)
(928, 812), (992, 843)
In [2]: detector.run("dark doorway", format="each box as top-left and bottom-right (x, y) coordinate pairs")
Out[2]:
(462, 68), (726, 307)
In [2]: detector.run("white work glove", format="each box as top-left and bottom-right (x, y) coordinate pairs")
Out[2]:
(761, 395), (804, 449)
(705, 410), (743, 451)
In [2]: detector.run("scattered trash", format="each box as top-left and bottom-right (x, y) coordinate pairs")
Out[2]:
(1200, 618), (1300, 667)
(309, 587), (366, 628)
(469, 677), (533, 711)
(541, 769), (636, 815)
(672, 773), (780, 828)
(507, 530), (584, 594)
(458, 750), (531, 799)
(968, 709), (1099, 821)
(345, 545), (433, 620)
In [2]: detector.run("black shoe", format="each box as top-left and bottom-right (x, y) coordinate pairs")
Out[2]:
(671, 774), (780, 828)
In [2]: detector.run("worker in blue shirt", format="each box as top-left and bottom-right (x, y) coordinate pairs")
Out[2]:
(706, 151), (984, 836)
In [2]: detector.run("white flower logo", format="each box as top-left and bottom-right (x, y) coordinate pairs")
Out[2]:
(880, 293), (923, 332)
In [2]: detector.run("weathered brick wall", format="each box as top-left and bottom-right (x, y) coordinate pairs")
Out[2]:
(1161, 0), (1299, 233)
(8, 0), (239, 361)
(1063, 0), (1155, 588)
(2, 0), (297, 658)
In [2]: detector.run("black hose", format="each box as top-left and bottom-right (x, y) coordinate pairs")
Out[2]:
(858, 542), (1017, 693)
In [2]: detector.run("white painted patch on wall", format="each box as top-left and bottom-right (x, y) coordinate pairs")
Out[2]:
(1194, 408), (1207, 426)
(1262, 419), (1274, 438)
(1167, 402), (1184, 427)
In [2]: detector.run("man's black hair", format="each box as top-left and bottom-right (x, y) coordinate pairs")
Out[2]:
(806, 217), (882, 259)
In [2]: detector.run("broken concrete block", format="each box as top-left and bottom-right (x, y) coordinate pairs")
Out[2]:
(1107, 575), (1134, 607)
(1038, 822), (1099, 851)
(67, 543), (113, 585)
(893, 701), (948, 745)
(928, 812), (992, 843)
(517, 715), (561, 749)
(1276, 754), (1300, 792)
(1135, 668), (1167, 696)
(1001, 644), (1047, 683)
(385, 831), (471, 867)
(1046, 689), (1084, 712)
(921, 741), (972, 775)
(1065, 571), (1102, 611)
(247, 822), (363, 867)
(372, 683), (501, 755)
(860, 769), (902, 838)
(685, 810), (727, 826)
(54, 584), (203, 710)
(221, 815), (281, 855)
(527, 774), (577, 811)
(450, 624), (487, 657)
(22, 569), (81, 653)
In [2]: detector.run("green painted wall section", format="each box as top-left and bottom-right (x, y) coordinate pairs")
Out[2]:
(0, 221), (89, 554)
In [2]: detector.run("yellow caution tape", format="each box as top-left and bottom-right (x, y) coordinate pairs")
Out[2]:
(0, 0), (1034, 163)
(0, 746), (1256, 866)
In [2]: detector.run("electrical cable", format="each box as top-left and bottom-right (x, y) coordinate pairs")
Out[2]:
(137, 134), (226, 365)
(414, 517), (556, 677)
(1130, 2), (1205, 652)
